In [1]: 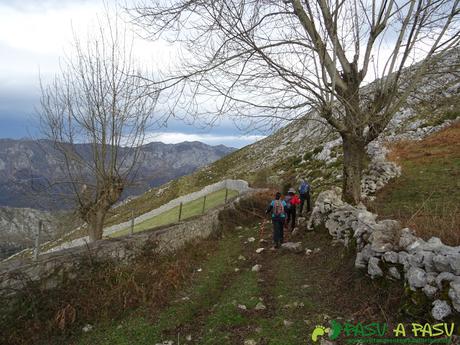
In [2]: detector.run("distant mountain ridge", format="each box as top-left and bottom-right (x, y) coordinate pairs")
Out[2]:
(0, 138), (236, 209)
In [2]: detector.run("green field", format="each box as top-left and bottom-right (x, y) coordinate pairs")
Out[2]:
(109, 188), (239, 238)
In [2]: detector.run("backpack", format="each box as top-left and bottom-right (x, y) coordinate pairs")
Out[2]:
(273, 199), (285, 217)
(300, 182), (310, 194)
(284, 195), (292, 210)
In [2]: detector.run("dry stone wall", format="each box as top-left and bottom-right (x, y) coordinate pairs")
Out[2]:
(308, 120), (460, 320)
(0, 198), (241, 297)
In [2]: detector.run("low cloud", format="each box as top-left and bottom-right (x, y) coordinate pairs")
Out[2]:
(144, 132), (266, 148)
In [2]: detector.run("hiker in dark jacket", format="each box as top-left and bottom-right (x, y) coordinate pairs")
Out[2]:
(265, 192), (286, 249)
(299, 179), (311, 214)
(284, 188), (301, 231)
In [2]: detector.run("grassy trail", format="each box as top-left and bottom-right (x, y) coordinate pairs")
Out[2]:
(110, 189), (239, 238)
(77, 223), (402, 345)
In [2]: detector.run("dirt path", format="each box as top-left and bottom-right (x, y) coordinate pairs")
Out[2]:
(76, 223), (403, 345)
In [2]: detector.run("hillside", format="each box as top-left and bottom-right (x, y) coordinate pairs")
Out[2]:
(102, 49), (460, 231)
(21, 49), (460, 257)
(371, 121), (460, 245)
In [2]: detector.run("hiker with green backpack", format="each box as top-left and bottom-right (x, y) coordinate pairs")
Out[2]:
(265, 192), (287, 249)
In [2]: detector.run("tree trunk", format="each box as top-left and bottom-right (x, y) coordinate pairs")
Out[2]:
(341, 134), (366, 205)
(88, 209), (107, 242)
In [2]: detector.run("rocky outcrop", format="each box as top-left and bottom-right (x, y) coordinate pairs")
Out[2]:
(0, 207), (60, 260)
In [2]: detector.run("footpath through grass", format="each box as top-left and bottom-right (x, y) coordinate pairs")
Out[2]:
(371, 121), (460, 245)
(110, 189), (239, 238)
(76, 224), (404, 345)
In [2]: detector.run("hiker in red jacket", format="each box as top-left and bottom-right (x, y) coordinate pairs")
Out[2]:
(284, 188), (301, 231)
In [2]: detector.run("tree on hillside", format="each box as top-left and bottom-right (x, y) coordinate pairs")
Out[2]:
(131, 0), (460, 204)
(39, 18), (158, 241)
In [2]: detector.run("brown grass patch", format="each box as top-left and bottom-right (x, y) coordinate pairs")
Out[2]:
(387, 121), (460, 163)
(373, 121), (460, 246)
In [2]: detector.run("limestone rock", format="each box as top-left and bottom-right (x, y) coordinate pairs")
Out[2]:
(82, 324), (93, 333)
(423, 285), (438, 298)
(407, 239), (428, 253)
(355, 252), (367, 269)
(448, 256), (460, 275)
(388, 267), (401, 280)
(283, 320), (293, 327)
(399, 228), (417, 249)
(407, 267), (427, 290)
(254, 302), (266, 310)
(244, 340), (257, 345)
(383, 251), (399, 264)
(435, 272), (457, 289)
(255, 248), (265, 254)
(368, 257), (383, 278)
(448, 282), (460, 312)
(433, 255), (451, 272)
(360, 244), (376, 262)
(398, 251), (410, 270)
(421, 251), (435, 272)
(281, 242), (303, 254)
(427, 272), (437, 285)
(252, 264), (262, 272)
(431, 300), (452, 321)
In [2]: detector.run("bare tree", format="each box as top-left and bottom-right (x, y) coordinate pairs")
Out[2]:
(131, 0), (460, 204)
(39, 17), (158, 241)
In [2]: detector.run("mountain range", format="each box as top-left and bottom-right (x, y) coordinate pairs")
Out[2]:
(0, 139), (236, 210)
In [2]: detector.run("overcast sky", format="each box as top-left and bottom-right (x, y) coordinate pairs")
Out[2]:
(0, 0), (265, 148)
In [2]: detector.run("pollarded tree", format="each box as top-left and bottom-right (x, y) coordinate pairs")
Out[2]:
(39, 18), (158, 241)
(131, 0), (460, 204)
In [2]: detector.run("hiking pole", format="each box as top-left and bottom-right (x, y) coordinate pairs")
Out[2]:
(259, 219), (267, 240)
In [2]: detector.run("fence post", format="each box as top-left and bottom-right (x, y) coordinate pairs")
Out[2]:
(33, 220), (42, 261)
(178, 202), (183, 222)
(202, 195), (207, 214)
(130, 210), (135, 236)
(225, 188), (229, 203)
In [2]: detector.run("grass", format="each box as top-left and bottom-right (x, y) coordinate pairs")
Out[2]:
(76, 224), (248, 345)
(109, 188), (239, 237)
(371, 121), (460, 245)
(75, 222), (406, 345)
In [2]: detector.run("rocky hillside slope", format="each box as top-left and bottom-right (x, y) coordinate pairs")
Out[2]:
(0, 207), (63, 259)
(106, 49), (460, 229)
